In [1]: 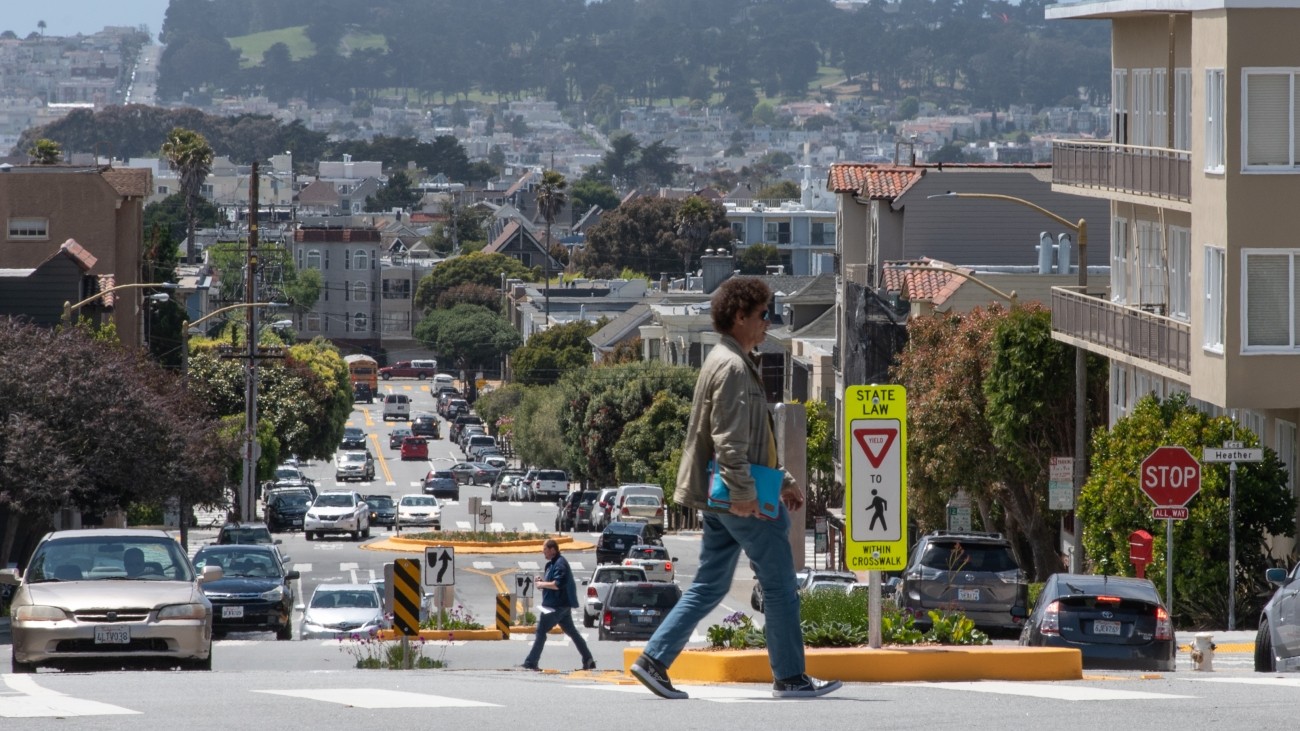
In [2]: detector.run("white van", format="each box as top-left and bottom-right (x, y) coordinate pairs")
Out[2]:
(432, 373), (456, 392)
(614, 484), (665, 523)
(382, 393), (411, 421)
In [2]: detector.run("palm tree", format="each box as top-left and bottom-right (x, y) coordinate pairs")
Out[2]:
(37, 20), (45, 37)
(534, 169), (567, 318)
(161, 128), (214, 264)
(675, 196), (714, 280)
(28, 138), (61, 165)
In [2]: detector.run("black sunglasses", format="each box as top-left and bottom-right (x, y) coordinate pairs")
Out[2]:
(758, 309), (769, 321)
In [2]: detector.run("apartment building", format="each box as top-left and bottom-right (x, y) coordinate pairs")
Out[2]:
(1047, 0), (1300, 510)
(290, 224), (382, 353)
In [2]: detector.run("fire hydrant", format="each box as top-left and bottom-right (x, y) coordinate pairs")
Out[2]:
(1190, 632), (1216, 671)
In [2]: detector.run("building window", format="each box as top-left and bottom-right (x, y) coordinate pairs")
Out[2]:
(1175, 68), (1192, 150)
(1110, 362), (1130, 426)
(1132, 69), (1152, 146)
(383, 279), (411, 299)
(1204, 246), (1225, 351)
(1239, 410), (1266, 440)
(381, 311), (411, 333)
(647, 338), (661, 362)
(764, 221), (791, 244)
(1206, 69), (1226, 171)
(1136, 220), (1164, 308)
(354, 312), (368, 333)
(1243, 69), (1300, 169)
(324, 249), (330, 269)
(344, 249), (351, 269)
(353, 281), (368, 302)
(306, 249), (321, 269)
(1110, 216), (1130, 304)
(354, 250), (368, 270)
(1277, 420), (1297, 497)
(1169, 227), (1191, 321)
(7, 217), (48, 240)
(1242, 249), (1300, 350)
(1113, 69), (1129, 145)
(1135, 370), (1164, 401)
(306, 313), (321, 332)
(811, 221), (836, 247)
(1152, 68), (1168, 147)
(730, 222), (744, 241)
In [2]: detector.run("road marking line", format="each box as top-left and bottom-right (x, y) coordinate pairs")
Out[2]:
(293, 563), (313, 573)
(569, 562), (585, 571)
(255, 689), (499, 709)
(1181, 677), (1300, 687)
(474, 561), (495, 569)
(518, 561), (540, 570)
(456, 521), (471, 530)
(339, 562), (359, 571)
(577, 683), (784, 703)
(522, 522), (540, 533)
(900, 681), (1193, 701)
(1, 675), (139, 717)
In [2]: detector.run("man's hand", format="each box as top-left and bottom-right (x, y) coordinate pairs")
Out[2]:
(728, 498), (760, 518)
(780, 485), (805, 512)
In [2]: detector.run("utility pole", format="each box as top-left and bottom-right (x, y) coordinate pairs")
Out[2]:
(240, 163), (260, 524)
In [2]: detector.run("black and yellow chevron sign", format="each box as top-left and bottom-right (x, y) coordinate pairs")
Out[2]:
(393, 558), (421, 636)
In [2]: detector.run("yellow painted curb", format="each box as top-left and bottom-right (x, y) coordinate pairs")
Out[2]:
(376, 629), (504, 641)
(362, 535), (596, 554)
(1178, 642), (1253, 654)
(509, 625), (563, 635)
(622, 645), (1083, 683)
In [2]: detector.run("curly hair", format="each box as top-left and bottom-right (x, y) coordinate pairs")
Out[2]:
(710, 277), (771, 333)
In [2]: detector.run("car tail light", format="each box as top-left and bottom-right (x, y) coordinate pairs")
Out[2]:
(654, 507), (664, 518)
(587, 586), (597, 597)
(1040, 600), (1060, 635)
(1095, 595), (1121, 604)
(1154, 606), (1172, 640)
(664, 562), (672, 572)
(602, 610), (612, 627)
(996, 568), (1027, 585)
(621, 507), (629, 515)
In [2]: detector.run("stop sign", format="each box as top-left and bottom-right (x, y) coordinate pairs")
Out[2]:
(1140, 446), (1201, 507)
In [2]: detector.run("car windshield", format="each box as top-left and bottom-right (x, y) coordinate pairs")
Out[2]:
(598, 569), (646, 583)
(311, 589), (379, 609)
(315, 494), (356, 508)
(275, 467), (301, 479)
(26, 535), (194, 582)
(341, 453), (367, 464)
(405, 438), (426, 446)
(606, 523), (644, 535)
(219, 527), (272, 544)
(629, 547), (668, 560)
(194, 549), (281, 578)
(432, 471), (454, 480)
(344, 428), (363, 438)
(401, 496), (438, 507)
(918, 542), (1019, 572)
(539, 471), (566, 480)
(609, 585), (680, 608)
(626, 496), (660, 506)
(270, 492), (312, 507)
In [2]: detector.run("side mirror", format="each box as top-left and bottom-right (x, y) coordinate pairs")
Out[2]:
(285, 570), (301, 581)
(1266, 567), (1288, 585)
(672, 557), (679, 562)
(200, 565), (224, 583)
(274, 539), (283, 545)
(0, 568), (20, 586)
(581, 579), (589, 585)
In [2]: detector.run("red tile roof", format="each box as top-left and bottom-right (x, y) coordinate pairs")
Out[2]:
(100, 167), (151, 198)
(882, 258), (967, 306)
(53, 238), (97, 271)
(826, 164), (923, 198)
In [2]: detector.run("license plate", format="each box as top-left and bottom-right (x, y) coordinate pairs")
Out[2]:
(636, 615), (653, 624)
(94, 626), (130, 644)
(222, 606), (244, 619)
(1094, 619), (1121, 636)
(958, 588), (980, 602)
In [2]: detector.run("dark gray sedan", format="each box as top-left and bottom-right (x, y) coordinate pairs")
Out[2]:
(1257, 563), (1300, 671)
(597, 582), (682, 641)
(1019, 573), (1175, 671)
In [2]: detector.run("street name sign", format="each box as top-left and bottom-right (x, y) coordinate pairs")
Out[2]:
(844, 385), (907, 571)
(1203, 447), (1263, 463)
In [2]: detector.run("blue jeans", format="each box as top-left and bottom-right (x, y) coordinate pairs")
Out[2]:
(524, 607), (592, 667)
(642, 508), (803, 680)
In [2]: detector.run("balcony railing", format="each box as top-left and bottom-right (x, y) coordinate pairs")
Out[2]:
(1052, 141), (1191, 203)
(1051, 286), (1191, 375)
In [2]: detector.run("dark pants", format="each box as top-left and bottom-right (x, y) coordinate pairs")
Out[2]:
(524, 607), (593, 667)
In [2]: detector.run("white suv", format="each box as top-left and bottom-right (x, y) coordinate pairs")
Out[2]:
(305, 491), (370, 541)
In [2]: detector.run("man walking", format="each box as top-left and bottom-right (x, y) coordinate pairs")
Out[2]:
(521, 538), (596, 671)
(630, 276), (841, 700)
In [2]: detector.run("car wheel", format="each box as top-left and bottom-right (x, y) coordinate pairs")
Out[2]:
(583, 612), (595, 628)
(305, 531), (315, 541)
(276, 623), (293, 641)
(10, 651), (35, 673)
(362, 526), (371, 539)
(1255, 618), (1276, 672)
(598, 628), (609, 641)
(185, 652), (213, 671)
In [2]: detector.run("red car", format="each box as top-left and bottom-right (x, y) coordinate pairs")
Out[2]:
(400, 436), (429, 461)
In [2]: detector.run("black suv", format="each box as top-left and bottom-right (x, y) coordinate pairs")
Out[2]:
(596, 521), (659, 564)
(411, 414), (441, 439)
(895, 531), (1028, 635)
(364, 494), (397, 530)
(265, 490), (313, 532)
(555, 490), (598, 532)
(340, 426), (366, 450)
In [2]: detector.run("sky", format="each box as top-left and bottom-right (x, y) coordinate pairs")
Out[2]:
(2, 0), (170, 40)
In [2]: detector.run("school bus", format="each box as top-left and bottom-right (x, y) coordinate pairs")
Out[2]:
(344, 354), (379, 403)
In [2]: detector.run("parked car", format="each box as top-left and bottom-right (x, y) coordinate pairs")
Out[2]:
(895, 531), (1029, 635)
(444, 398), (470, 420)
(340, 426), (366, 451)
(273, 464), (314, 488)
(752, 567), (811, 613)
(528, 469), (570, 502)
(481, 453), (509, 471)
(463, 434), (497, 458)
(334, 450), (376, 482)
(378, 359), (438, 380)
(192, 544), (298, 640)
(411, 414), (441, 439)
(216, 523), (276, 546)
(596, 521), (659, 564)
(304, 491), (371, 541)
(448, 414), (483, 442)
(265, 489), (313, 533)
(422, 470), (460, 500)
(1256, 563), (1300, 671)
(621, 544), (677, 582)
(364, 494), (397, 530)
(388, 427), (413, 449)
(400, 436), (429, 461)
(1020, 573), (1174, 671)
(492, 470), (527, 501)
(396, 494), (442, 530)
(592, 488), (619, 530)
(449, 461), (498, 486)
(0, 528), (220, 672)
(617, 494), (664, 525)
(300, 583), (386, 639)
(598, 581), (683, 641)
(382, 393), (412, 421)
(556, 490), (599, 532)
(581, 565), (648, 627)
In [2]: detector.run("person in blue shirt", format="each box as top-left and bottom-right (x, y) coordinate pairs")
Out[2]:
(521, 538), (596, 671)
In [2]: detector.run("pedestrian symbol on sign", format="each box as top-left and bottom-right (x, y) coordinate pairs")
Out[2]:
(868, 489), (888, 531)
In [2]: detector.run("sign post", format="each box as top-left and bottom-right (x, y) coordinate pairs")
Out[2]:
(1139, 446), (1202, 619)
(1204, 442), (1263, 631)
(844, 385), (907, 650)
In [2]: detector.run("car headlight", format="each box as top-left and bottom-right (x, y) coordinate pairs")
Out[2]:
(158, 603), (208, 620)
(15, 605), (70, 621)
(306, 512), (319, 520)
(260, 586), (285, 602)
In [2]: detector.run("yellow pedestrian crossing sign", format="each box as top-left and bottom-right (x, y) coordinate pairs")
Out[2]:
(844, 385), (908, 571)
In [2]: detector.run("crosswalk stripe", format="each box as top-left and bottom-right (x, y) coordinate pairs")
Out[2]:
(473, 561), (495, 569)
(254, 689), (499, 709)
(1, 675), (139, 717)
(522, 522), (540, 533)
(581, 684), (779, 703)
(293, 563), (312, 573)
(518, 561), (540, 570)
(456, 521), (471, 530)
(1181, 677), (1300, 688)
(339, 562), (359, 571)
(900, 681), (1194, 701)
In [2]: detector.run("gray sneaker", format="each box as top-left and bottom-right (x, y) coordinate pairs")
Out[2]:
(772, 674), (842, 699)
(630, 655), (688, 699)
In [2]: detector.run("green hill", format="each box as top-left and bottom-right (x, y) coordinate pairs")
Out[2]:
(227, 26), (387, 68)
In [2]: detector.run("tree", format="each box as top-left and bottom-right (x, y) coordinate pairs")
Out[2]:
(364, 169), (421, 212)
(413, 304), (522, 369)
(161, 127), (214, 264)
(738, 243), (780, 275)
(569, 179), (620, 214)
(535, 169), (568, 307)
(674, 196), (715, 278)
(755, 181), (800, 201)
(143, 192), (219, 245)
(803, 399), (840, 520)
(435, 283), (503, 313)
(414, 252), (535, 313)
(1080, 393), (1294, 627)
(510, 320), (600, 386)
(27, 138), (61, 165)
(612, 390), (693, 499)
(36, 20), (45, 37)
(512, 385), (569, 472)
(584, 197), (727, 278)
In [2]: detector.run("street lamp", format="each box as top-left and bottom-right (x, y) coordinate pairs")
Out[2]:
(928, 191), (1088, 573)
(180, 301), (287, 545)
(885, 261), (1019, 307)
(63, 281), (179, 325)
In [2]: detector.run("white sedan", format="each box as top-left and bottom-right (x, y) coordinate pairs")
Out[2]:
(304, 491), (370, 541)
(300, 583), (386, 639)
(396, 494), (442, 530)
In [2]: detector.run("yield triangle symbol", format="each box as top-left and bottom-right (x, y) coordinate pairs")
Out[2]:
(854, 428), (897, 469)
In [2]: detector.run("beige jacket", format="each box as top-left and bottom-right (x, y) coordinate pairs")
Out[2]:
(674, 334), (796, 511)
